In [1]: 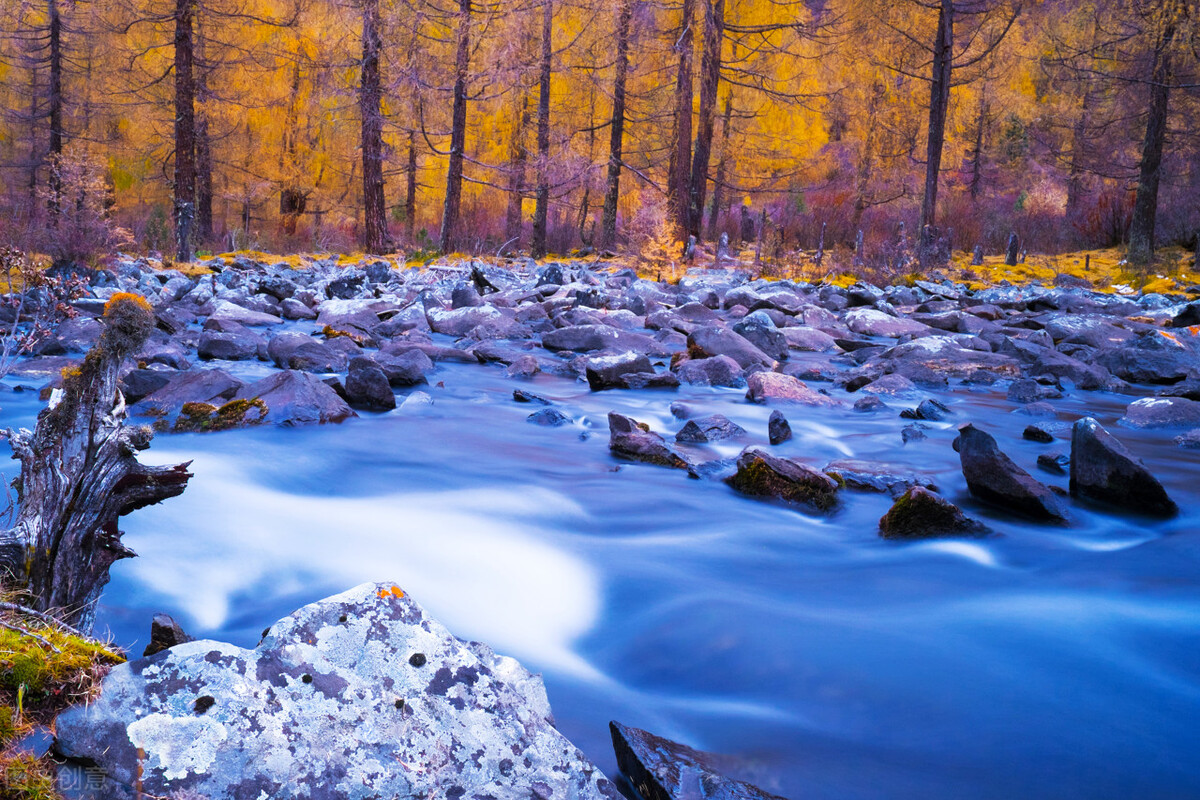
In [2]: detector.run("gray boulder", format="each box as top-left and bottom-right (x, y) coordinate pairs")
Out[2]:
(675, 414), (746, 444)
(674, 355), (744, 387)
(768, 410), (791, 445)
(133, 369), (244, 420)
(585, 351), (655, 390)
(1069, 417), (1176, 517)
(1120, 396), (1200, 428)
(687, 327), (775, 369)
(55, 583), (618, 800)
(745, 372), (841, 407)
(344, 364), (396, 412)
(197, 328), (264, 361)
(956, 424), (1068, 523)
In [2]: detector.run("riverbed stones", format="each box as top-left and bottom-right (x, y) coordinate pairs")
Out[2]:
(1120, 397), (1200, 428)
(956, 423), (1068, 523)
(609, 721), (785, 800)
(344, 364), (396, 412)
(686, 327), (775, 369)
(726, 448), (840, 513)
(585, 351), (655, 390)
(675, 414), (746, 444)
(1069, 417), (1177, 517)
(55, 583), (618, 800)
(878, 486), (987, 539)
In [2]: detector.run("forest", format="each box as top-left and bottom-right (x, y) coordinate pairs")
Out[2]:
(0, 0), (1197, 269)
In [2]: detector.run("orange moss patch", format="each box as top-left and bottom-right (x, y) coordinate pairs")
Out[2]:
(102, 292), (152, 316)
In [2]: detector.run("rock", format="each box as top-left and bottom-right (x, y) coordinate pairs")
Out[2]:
(1120, 397), (1200, 428)
(675, 414), (746, 444)
(426, 305), (506, 337)
(543, 324), (662, 355)
(255, 276), (297, 301)
(280, 297), (318, 320)
(536, 263), (565, 286)
(400, 391), (434, 411)
(1170, 302), (1200, 328)
(674, 355), (744, 387)
(142, 614), (192, 658)
(1023, 424), (1055, 443)
(1096, 333), (1196, 384)
(608, 413), (689, 469)
(326, 272), (365, 299)
(609, 721), (784, 800)
(267, 332), (345, 372)
(527, 408), (572, 426)
(901, 424), (927, 444)
(506, 355), (541, 379)
(1069, 417), (1176, 517)
(956, 424), (1068, 523)
(844, 307), (929, 338)
(372, 350), (434, 387)
(55, 583), (618, 800)
(731, 313), (788, 361)
(853, 395), (887, 413)
(450, 283), (483, 309)
(686, 327), (775, 369)
(768, 410), (791, 445)
(133, 369), (245, 420)
(513, 389), (551, 404)
(878, 486), (987, 539)
(823, 460), (936, 496)
(860, 373), (920, 398)
(900, 398), (950, 421)
(235, 370), (357, 426)
(1037, 451), (1070, 475)
(585, 351), (654, 390)
(207, 298), (282, 327)
(197, 328), (263, 361)
(1176, 429), (1200, 449)
(119, 369), (172, 404)
(1007, 378), (1061, 404)
(745, 372), (841, 407)
(725, 447), (839, 513)
(781, 326), (839, 352)
(344, 365), (396, 411)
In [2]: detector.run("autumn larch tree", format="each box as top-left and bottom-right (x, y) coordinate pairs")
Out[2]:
(530, 0), (553, 258)
(600, 0), (633, 250)
(439, 0), (472, 255)
(360, 0), (387, 254)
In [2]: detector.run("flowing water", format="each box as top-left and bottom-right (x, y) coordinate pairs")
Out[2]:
(4, 344), (1199, 799)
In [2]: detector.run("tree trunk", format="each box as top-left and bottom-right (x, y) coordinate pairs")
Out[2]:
(439, 0), (472, 254)
(280, 55), (304, 236)
(195, 28), (214, 245)
(667, 0), (694, 242)
(687, 0), (724, 240)
(851, 81), (883, 234)
(405, 127), (418, 243)
(28, 64), (39, 202)
(360, 0), (387, 254)
(173, 0), (197, 263)
(968, 90), (987, 201)
(1127, 23), (1175, 263)
(600, 0), (633, 250)
(530, 0), (553, 258)
(706, 91), (732, 242)
(920, 0), (953, 233)
(47, 0), (63, 222)
(0, 297), (192, 631)
(505, 92), (530, 246)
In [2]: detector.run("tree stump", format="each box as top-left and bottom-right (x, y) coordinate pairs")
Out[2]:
(971, 244), (984, 266)
(0, 294), (192, 631)
(1005, 231), (1020, 266)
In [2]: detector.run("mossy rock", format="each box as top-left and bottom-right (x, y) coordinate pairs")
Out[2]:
(879, 486), (988, 540)
(174, 399), (267, 433)
(725, 449), (840, 513)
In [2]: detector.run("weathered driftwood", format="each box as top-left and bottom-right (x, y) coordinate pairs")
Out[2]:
(0, 294), (192, 631)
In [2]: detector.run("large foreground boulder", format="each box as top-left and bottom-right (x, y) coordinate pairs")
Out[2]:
(1069, 417), (1177, 517)
(609, 721), (785, 800)
(956, 424), (1068, 523)
(55, 583), (618, 800)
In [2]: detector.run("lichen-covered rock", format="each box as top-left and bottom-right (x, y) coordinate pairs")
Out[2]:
(235, 370), (357, 427)
(610, 721), (785, 800)
(878, 486), (988, 539)
(1069, 417), (1177, 517)
(725, 447), (839, 513)
(55, 583), (618, 800)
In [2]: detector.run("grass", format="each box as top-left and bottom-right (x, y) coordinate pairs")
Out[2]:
(0, 602), (125, 799)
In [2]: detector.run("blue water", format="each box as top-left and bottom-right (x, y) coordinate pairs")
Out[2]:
(4, 346), (1199, 799)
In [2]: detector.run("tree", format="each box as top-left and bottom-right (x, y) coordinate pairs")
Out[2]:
(667, 0), (695, 241)
(439, 0), (472, 254)
(599, 0), (633, 249)
(687, 0), (725, 240)
(530, 0), (553, 258)
(172, 0), (196, 262)
(360, 0), (387, 254)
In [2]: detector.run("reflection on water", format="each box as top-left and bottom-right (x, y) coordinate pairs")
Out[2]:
(4, 350), (1200, 799)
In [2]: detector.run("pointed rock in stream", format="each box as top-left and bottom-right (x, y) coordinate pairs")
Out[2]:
(879, 486), (988, 540)
(608, 412), (690, 469)
(55, 583), (619, 800)
(1069, 417), (1177, 517)
(768, 410), (792, 445)
(956, 424), (1068, 523)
